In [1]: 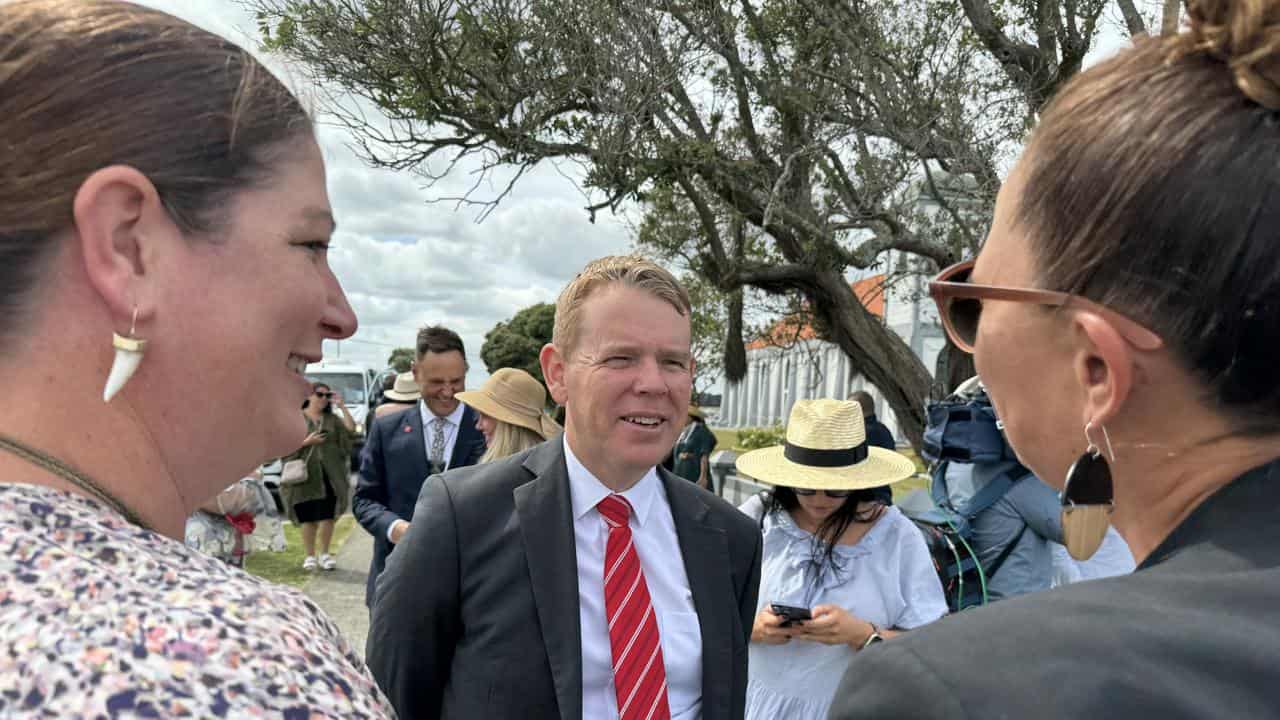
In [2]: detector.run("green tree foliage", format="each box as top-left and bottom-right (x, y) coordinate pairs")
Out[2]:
(480, 303), (556, 394)
(387, 347), (415, 373)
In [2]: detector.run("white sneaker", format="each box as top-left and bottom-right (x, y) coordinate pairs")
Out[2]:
(319, 554), (337, 571)
(302, 555), (318, 571)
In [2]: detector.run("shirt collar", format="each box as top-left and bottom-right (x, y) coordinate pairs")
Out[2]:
(564, 435), (660, 528)
(419, 399), (467, 428)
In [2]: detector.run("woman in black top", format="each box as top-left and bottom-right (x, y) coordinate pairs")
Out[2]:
(831, 1), (1280, 717)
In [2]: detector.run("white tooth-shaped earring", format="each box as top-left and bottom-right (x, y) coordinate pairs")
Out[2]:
(103, 307), (147, 403)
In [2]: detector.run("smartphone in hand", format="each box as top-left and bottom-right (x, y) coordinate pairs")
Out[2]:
(770, 602), (812, 627)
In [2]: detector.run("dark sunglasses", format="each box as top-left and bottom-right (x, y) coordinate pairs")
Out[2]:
(927, 259), (1163, 354)
(315, 391), (333, 399)
(791, 488), (854, 498)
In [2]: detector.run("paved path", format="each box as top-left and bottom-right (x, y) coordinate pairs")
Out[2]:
(303, 523), (375, 658)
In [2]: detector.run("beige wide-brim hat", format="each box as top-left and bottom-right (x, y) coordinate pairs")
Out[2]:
(456, 368), (562, 440)
(383, 372), (421, 402)
(736, 398), (916, 490)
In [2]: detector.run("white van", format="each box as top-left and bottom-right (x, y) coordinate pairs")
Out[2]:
(304, 360), (374, 462)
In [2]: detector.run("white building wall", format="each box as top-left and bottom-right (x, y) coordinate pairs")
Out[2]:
(712, 306), (944, 447)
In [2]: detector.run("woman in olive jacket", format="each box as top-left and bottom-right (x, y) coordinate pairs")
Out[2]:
(282, 382), (355, 571)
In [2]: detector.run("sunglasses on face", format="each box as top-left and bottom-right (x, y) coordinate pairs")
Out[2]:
(791, 488), (854, 498)
(315, 392), (333, 399)
(927, 259), (1164, 354)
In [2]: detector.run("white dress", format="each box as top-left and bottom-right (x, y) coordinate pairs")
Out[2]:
(739, 495), (947, 720)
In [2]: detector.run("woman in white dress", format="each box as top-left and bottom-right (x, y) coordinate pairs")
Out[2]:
(736, 399), (947, 720)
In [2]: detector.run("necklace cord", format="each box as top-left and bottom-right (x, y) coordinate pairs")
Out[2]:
(0, 432), (149, 529)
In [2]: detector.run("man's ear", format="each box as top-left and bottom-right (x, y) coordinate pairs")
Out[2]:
(1073, 312), (1135, 428)
(540, 343), (569, 405)
(71, 165), (170, 326)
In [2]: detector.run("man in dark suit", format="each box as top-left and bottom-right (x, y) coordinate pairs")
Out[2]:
(353, 325), (486, 607)
(367, 256), (762, 720)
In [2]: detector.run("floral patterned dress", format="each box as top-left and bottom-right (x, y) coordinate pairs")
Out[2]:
(0, 482), (395, 718)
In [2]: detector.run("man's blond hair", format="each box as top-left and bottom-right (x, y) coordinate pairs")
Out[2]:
(553, 255), (691, 356)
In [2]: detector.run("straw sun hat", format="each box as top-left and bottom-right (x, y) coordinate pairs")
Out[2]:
(735, 399), (916, 491)
(382, 372), (421, 402)
(455, 368), (562, 440)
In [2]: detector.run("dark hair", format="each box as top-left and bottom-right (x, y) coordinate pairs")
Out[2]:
(760, 486), (886, 572)
(1018, 0), (1280, 435)
(302, 382), (333, 412)
(416, 325), (466, 360)
(0, 0), (312, 345)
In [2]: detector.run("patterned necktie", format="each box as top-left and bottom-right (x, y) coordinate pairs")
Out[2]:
(429, 417), (447, 471)
(597, 494), (670, 720)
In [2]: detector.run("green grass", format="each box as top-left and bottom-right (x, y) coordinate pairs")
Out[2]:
(711, 426), (931, 501)
(710, 427), (743, 452)
(244, 515), (358, 588)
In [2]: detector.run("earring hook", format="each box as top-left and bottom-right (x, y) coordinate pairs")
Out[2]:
(1085, 420), (1117, 462)
(129, 306), (139, 338)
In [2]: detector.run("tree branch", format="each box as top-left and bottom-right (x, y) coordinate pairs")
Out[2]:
(958, 0), (1054, 107)
(1116, 0), (1148, 35)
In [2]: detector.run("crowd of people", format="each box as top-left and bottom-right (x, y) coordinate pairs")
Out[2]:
(1, 0), (1279, 718)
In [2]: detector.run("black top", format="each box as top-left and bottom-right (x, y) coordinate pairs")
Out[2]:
(829, 458), (1280, 720)
(865, 414), (896, 506)
(864, 414), (896, 451)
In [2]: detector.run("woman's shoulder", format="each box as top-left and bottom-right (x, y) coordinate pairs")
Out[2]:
(0, 483), (392, 716)
(878, 505), (920, 535)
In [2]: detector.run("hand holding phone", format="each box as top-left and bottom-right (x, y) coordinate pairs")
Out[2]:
(770, 602), (812, 627)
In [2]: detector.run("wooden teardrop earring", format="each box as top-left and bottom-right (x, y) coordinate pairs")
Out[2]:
(1060, 421), (1116, 560)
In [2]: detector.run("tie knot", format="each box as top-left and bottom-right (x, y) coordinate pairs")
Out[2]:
(598, 494), (632, 528)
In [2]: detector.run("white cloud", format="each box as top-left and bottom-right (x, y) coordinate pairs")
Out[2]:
(134, 0), (637, 386)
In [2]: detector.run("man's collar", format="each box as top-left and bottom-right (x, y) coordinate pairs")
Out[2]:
(563, 435), (659, 527)
(419, 398), (467, 427)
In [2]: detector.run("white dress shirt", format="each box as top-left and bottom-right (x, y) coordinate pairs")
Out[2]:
(565, 436), (704, 720)
(419, 399), (467, 471)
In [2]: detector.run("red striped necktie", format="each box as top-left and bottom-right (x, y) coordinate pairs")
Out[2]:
(598, 493), (671, 720)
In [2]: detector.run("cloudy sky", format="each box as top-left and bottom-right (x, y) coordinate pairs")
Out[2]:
(138, 0), (637, 388)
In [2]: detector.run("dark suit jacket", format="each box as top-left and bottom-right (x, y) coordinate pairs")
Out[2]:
(353, 403), (485, 606)
(366, 439), (763, 720)
(829, 458), (1280, 720)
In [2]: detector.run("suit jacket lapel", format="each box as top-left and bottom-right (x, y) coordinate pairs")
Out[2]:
(450, 406), (483, 468)
(390, 407), (430, 484)
(663, 470), (734, 720)
(513, 441), (582, 720)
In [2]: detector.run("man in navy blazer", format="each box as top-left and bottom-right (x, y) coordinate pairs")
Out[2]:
(354, 325), (486, 606)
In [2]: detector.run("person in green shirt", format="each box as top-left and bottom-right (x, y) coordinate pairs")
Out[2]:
(672, 406), (718, 489)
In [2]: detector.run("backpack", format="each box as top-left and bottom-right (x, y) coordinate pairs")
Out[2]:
(907, 389), (1030, 612)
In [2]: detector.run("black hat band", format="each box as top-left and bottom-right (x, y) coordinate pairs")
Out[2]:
(783, 440), (869, 468)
